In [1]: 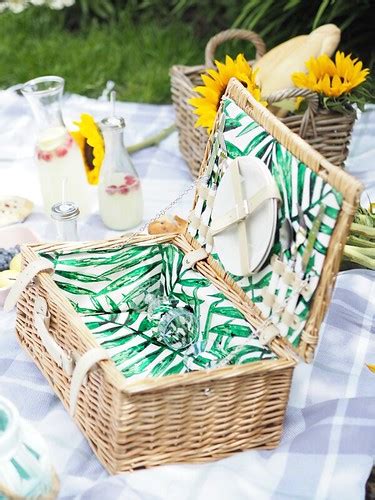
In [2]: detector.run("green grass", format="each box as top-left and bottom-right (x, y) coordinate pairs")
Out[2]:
(0, 8), (204, 103)
(0, 4), (373, 104)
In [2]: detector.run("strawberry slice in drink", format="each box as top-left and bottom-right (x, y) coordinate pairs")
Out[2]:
(119, 184), (129, 195)
(124, 175), (138, 187)
(105, 185), (118, 195)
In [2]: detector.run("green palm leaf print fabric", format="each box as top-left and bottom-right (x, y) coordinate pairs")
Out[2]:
(41, 243), (276, 381)
(188, 97), (342, 347)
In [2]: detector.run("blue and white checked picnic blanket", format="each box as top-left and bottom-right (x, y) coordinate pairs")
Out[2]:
(0, 91), (374, 499)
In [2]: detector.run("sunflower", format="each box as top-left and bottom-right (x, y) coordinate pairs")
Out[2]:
(292, 51), (369, 98)
(71, 114), (105, 185)
(188, 54), (266, 133)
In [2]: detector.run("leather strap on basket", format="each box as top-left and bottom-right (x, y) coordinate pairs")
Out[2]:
(3, 258), (110, 417)
(209, 160), (280, 276)
(205, 29), (266, 67)
(231, 160), (251, 275)
(34, 296), (109, 416)
(258, 323), (280, 346)
(183, 248), (208, 269)
(69, 348), (110, 416)
(209, 183), (280, 236)
(3, 258), (54, 312)
(34, 296), (75, 376)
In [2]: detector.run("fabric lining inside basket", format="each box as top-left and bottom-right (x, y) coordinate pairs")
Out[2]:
(188, 97), (343, 347)
(41, 243), (276, 381)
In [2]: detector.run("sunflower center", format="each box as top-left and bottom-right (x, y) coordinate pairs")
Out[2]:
(84, 140), (95, 171)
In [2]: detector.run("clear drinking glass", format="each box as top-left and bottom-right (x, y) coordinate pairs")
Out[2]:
(98, 116), (143, 230)
(146, 292), (199, 351)
(21, 76), (91, 215)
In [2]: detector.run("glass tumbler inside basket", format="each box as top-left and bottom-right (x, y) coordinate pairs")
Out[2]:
(146, 292), (199, 351)
(98, 116), (143, 231)
(21, 76), (91, 215)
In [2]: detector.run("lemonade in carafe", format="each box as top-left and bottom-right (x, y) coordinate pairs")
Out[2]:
(22, 76), (91, 215)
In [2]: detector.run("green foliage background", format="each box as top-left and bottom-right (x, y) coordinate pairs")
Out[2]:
(0, 0), (373, 103)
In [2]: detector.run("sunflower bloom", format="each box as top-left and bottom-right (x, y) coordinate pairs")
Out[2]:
(292, 51), (369, 98)
(71, 114), (105, 185)
(188, 54), (267, 133)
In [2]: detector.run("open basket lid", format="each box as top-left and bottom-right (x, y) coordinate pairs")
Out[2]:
(185, 78), (363, 363)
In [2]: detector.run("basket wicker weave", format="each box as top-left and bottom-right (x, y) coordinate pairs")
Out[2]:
(170, 29), (356, 178)
(7, 80), (362, 474)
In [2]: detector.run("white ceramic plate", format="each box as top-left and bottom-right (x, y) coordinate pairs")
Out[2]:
(211, 156), (278, 276)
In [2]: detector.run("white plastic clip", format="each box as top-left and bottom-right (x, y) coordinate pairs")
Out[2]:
(183, 248), (208, 269)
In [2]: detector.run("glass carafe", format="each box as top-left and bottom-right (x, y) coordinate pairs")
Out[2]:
(98, 116), (143, 230)
(21, 76), (91, 215)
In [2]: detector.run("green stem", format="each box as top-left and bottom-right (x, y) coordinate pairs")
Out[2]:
(127, 123), (177, 154)
(347, 235), (375, 248)
(343, 245), (375, 270)
(350, 222), (375, 238)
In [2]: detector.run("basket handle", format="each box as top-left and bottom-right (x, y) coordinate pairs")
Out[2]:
(205, 29), (266, 68)
(265, 88), (320, 138)
(4, 258), (110, 416)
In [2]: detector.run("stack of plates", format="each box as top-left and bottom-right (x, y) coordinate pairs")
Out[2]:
(211, 156), (279, 277)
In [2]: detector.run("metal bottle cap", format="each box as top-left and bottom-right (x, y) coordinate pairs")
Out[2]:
(51, 201), (80, 221)
(100, 116), (126, 130)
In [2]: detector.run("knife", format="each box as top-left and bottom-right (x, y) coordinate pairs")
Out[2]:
(302, 204), (326, 272)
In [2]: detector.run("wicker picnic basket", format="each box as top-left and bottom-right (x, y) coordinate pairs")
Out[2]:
(170, 29), (356, 178)
(5, 80), (362, 474)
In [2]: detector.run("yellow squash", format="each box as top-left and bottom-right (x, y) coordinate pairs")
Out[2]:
(254, 24), (341, 111)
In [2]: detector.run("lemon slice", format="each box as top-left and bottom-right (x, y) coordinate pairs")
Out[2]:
(9, 253), (22, 272)
(0, 276), (11, 289)
(0, 270), (20, 281)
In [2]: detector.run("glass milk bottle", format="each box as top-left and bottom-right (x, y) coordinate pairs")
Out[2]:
(21, 76), (91, 215)
(98, 116), (143, 230)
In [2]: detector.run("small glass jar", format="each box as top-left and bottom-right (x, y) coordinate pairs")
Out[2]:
(51, 201), (80, 241)
(98, 116), (143, 231)
(0, 396), (58, 499)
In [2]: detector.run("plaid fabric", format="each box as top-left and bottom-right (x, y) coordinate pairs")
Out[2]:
(0, 91), (374, 499)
